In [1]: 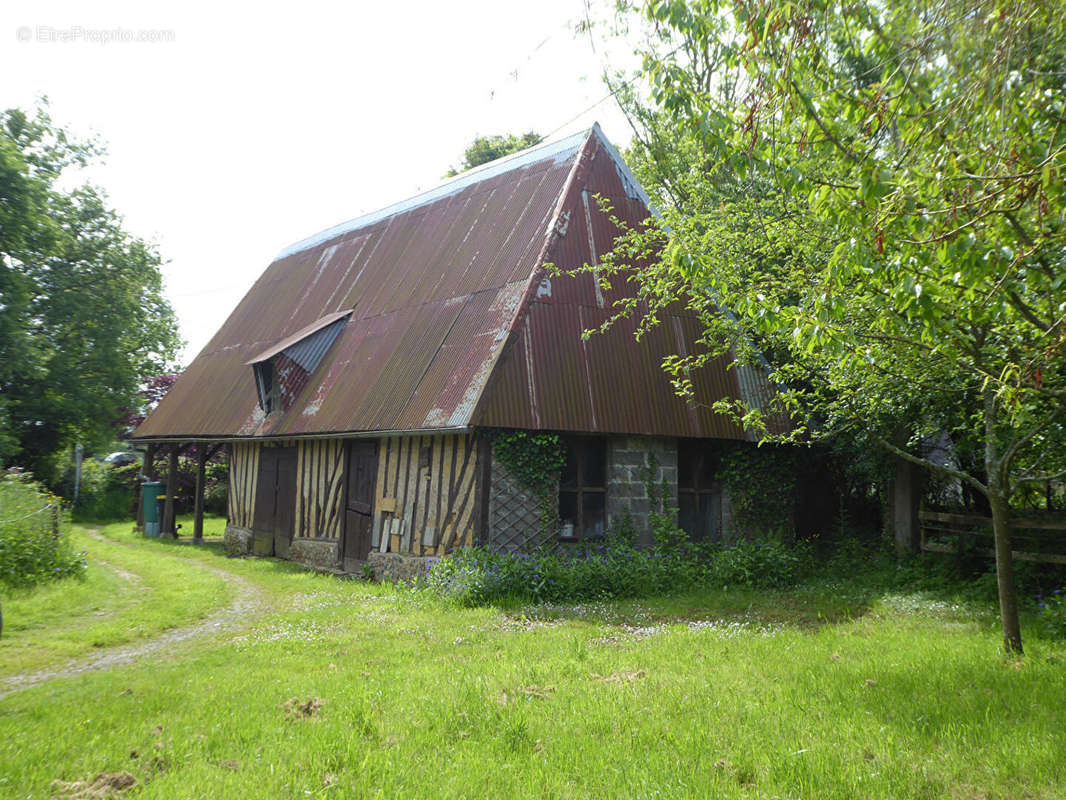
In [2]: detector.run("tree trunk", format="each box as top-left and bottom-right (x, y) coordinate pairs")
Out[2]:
(982, 387), (1023, 656)
(988, 490), (1023, 655)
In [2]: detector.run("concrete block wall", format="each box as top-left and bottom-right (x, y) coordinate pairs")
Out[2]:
(606, 436), (678, 547)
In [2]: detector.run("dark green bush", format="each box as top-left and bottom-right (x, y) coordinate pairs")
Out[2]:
(0, 472), (86, 590)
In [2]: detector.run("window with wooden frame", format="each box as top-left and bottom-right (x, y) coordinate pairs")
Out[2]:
(253, 360), (279, 414)
(558, 437), (607, 541)
(677, 439), (721, 542)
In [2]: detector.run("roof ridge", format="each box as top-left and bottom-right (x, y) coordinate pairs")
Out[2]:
(274, 127), (594, 261)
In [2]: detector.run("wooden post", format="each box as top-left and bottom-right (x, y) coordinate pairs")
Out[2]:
(164, 445), (179, 538)
(194, 445), (207, 541)
(136, 443), (156, 532)
(893, 457), (921, 556)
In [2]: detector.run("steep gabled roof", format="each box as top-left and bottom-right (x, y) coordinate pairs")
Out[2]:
(135, 125), (777, 442)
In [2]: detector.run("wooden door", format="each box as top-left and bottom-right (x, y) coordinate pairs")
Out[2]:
(252, 446), (297, 557)
(252, 450), (278, 555)
(274, 448), (297, 559)
(343, 440), (377, 571)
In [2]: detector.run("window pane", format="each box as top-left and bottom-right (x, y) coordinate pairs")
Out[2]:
(582, 492), (606, 540)
(560, 442), (578, 489)
(696, 449), (717, 489)
(559, 492), (578, 533)
(678, 440), (696, 489)
(678, 492), (698, 540)
(582, 439), (607, 487)
(699, 490), (721, 542)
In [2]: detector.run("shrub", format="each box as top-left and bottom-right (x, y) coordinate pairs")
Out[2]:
(70, 459), (140, 521)
(0, 471), (86, 591)
(719, 445), (799, 540)
(703, 539), (815, 589)
(204, 461), (229, 515)
(422, 539), (815, 606)
(1034, 589), (1066, 638)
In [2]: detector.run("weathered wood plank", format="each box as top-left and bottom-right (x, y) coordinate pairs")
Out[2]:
(193, 445), (207, 540)
(919, 510), (1066, 531)
(452, 440), (479, 548)
(400, 437), (419, 552)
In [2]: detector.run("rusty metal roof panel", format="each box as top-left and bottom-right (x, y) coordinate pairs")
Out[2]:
(245, 310), (351, 365)
(472, 134), (773, 440)
(135, 130), (586, 439)
(135, 124), (778, 442)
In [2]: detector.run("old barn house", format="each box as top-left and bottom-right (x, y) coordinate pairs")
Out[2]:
(133, 125), (778, 578)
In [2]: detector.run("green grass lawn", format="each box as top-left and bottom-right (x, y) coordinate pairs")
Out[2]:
(1, 521), (1065, 799)
(0, 517), (235, 679)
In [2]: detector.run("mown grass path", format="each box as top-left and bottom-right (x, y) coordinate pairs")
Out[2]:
(0, 520), (258, 691)
(0, 530), (267, 699)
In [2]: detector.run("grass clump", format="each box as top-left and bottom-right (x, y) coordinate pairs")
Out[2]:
(0, 471), (85, 591)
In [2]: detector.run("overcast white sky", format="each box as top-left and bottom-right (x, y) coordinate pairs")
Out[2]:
(1, 0), (638, 365)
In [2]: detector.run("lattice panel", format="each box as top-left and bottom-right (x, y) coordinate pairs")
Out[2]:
(488, 461), (557, 553)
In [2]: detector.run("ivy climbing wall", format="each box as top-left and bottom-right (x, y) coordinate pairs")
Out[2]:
(487, 452), (557, 553)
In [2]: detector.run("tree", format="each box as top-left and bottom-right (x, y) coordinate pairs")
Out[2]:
(0, 103), (181, 484)
(595, 0), (1066, 653)
(115, 372), (180, 435)
(445, 131), (543, 177)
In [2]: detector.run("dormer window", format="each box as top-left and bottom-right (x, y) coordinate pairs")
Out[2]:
(253, 360), (279, 414)
(247, 310), (351, 414)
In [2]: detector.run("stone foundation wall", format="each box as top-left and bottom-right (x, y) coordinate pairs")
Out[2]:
(290, 538), (339, 572)
(606, 436), (678, 548)
(368, 551), (437, 583)
(224, 526), (253, 557)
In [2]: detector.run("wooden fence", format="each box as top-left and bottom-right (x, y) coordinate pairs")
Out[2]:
(920, 510), (1066, 565)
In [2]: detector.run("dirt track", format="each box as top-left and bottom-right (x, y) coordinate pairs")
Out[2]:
(0, 532), (268, 700)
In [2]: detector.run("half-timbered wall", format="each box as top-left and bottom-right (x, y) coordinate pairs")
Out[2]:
(295, 438), (345, 540)
(372, 433), (481, 556)
(227, 442), (260, 529)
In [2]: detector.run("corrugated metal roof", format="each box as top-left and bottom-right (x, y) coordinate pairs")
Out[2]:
(471, 135), (776, 441)
(135, 124), (780, 442)
(245, 309), (351, 365)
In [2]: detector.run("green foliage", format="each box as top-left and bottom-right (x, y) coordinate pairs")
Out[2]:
(0, 471), (84, 591)
(445, 131), (542, 177)
(490, 430), (565, 497)
(204, 460), (229, 515)
(68, 459), (140, 521)
(719, 445), (799, 541)
(598, 0), (1066, 653)
(7, 519), (1066, 797)
(604, 508), (637, 548)
(639, 453), (689, 554)
(422, 540), (814, 605)
(490, 430), (565, 534)
(0, 102), (181, 483)
(1034, 589), (1066, 638)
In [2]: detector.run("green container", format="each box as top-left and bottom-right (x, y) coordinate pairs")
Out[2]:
(142, 481), (164, 537)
